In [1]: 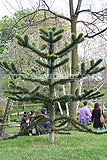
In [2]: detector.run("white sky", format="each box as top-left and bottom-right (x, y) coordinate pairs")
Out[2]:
(0, 0), (69, 18)
(0, 0), (107, 19)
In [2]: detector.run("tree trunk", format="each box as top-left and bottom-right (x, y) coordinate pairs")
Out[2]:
(49, 84), (55, 143)
(69, 0), (82, 119)
(0, 99), (10, 136)
(70, 17), (78, 119)
(48, 41), (55, 142)
(49, 103), (55, 143)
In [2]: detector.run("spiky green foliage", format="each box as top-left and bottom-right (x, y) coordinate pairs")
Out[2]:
(0, 26), (106, 142)
(86, 59), (103, 74)
(90, 59), (94, 66)
(54, 33), (85, 57)
(47, 54), (59, 60)
(40, 44), (47, 50)
(24, 34), (29, 46)
(35, 59), (50, 68)
(52, 26), (56, 31)
(53, 28), (64, 36)
(29, 85), (40, 95)
(22, 76), (49, 85)
(54, 88), (105, 103)
(81, 62), (86, 74)
(0, 61), (19, 78)
(27, 43), (48, 58)
(89, 66), (106, 75)
(49, 30), (53, 40)
(53, 58), (69, 69)
(40, 34), (51, 43)
(2, 26), (106, 104)
(15, 34), (25, 46)
(2, 61), (11, 71)
(53, 35), (63, 43)
(11, 62), (18, 74)
(15, 34), (29, 47)
(78, 59), (106, 78)
(71, 33), (76, 41)
(9, 80), (15, 86)
(32, 42), (37, 47)
(8, 84), (16, 89)
(39, 28), (48, 37)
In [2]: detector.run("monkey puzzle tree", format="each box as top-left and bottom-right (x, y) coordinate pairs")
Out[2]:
(0, 26), (106, 142)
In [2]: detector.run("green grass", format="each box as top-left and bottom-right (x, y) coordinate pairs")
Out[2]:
(0, 131), (107, 160)
(9, 105), (42, 122)
(9, 105), (42, 114)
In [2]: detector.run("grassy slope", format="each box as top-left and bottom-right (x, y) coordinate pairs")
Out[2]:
(0, 131), (107, 160)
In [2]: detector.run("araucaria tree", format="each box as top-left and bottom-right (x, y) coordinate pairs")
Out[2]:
(0, 27), (106, 142)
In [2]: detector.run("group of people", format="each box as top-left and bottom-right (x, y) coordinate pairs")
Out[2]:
(20, 102), (105, 136)
(79, 101), (105, 130)
(20, 108), (50, 136)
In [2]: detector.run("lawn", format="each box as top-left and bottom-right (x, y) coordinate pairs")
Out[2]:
(0, 131), (107, 160)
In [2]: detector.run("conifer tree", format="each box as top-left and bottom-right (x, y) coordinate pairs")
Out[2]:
(0, 26), (106, 142)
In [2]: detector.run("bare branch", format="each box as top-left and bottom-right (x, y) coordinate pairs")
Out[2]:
(69, 0), (74, 16)
(41, 0), (50, 10)
(78, 8), (107, 16)
(2, 1), (107, 41)
(85, 27), (107, 38)
(4, 0), (18, 12)
(16, 0), (23, 10)
(75, 0), (82, 15)
(12, 9), (71, 29)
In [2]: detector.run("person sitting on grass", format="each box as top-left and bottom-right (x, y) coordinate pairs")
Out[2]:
(28, 110), (39, 136)
(28, 110), (36, 121)
(40, 108), (50, 135)
(23, 112), (28, 118)
(20, 117), (32, 136)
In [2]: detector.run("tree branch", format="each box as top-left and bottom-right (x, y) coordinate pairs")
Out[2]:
(69, 0), (74, 16)
(75, 0), (82, 15)
(85, 27), (107, 38)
